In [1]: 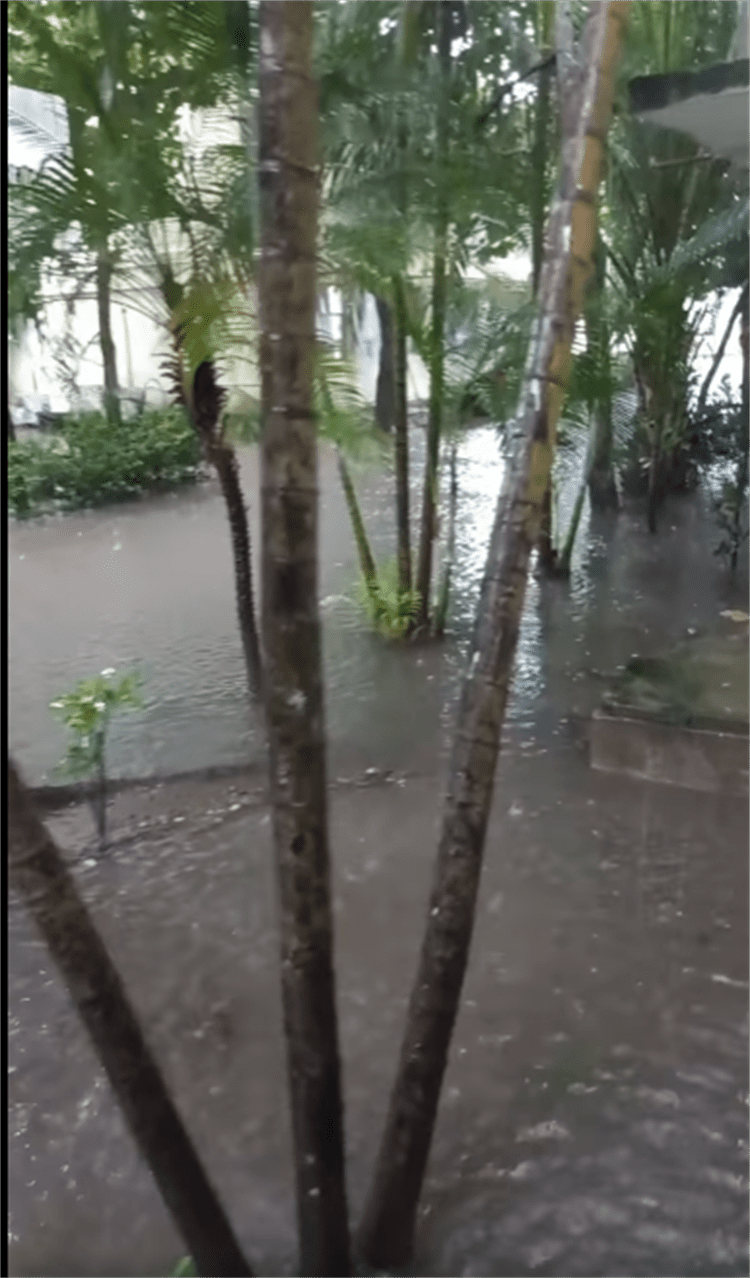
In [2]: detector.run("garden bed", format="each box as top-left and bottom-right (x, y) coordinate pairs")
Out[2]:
(7, 409), (203, 518)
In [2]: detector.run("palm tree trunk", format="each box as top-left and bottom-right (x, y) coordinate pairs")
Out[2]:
(433, 441), (458, 638)
(587, 237), (619, 509)
(588, 401), (619, 508)
(336, 447), (380, 611)
(393, 273), (412, 596)
(375, 295), (395, 432)
(8, 759), (253, 1278)
(190, 361), (264, 701)
(356, 5), (629, 1267)
(212, 444), (264, 699)
(538, 1), (574, 568)
(415, 236), (447, 628)
(95, 244), (120, 425)
(530, 29), (552, 296)
(258, 6), (351, 1275)
(415, 0), (451, 630)
(731, 297), (749, 569)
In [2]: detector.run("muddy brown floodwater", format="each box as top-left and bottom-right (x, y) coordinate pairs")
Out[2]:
(8, 428), (749, 1276)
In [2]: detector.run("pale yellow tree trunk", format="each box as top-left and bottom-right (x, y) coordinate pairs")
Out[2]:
(357, 4), (630, 1268)
(258, 5), (351, 1275)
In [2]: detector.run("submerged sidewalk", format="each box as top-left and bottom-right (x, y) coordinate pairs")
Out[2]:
(9, 738), (748, 1277)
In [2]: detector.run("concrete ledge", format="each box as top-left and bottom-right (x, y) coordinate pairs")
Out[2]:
(590, 708), (749, 796)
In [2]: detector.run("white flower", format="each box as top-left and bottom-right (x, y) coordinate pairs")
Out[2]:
(93, 701), (105, 712)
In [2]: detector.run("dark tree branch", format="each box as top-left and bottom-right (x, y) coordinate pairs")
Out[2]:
(475, 53), (557, 130)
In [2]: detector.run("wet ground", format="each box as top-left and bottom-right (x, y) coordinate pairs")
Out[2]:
(8, 428), (750, 1276)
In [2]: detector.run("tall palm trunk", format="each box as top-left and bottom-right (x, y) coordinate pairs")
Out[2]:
(202, 416), (264, 698)
(178, 351), (263, 702)
(538, 2), (571, 569)
(258, 6), (351, 1276)
(375, 295), (395, 432)
(336, 446), (380, 611)
(530, 24), (553, 296)
(433, 440), (458, 638)
(95, 243), (120, 424)
(393, 104), (412, 598)
(162, 274), (263, 704)
(587, 235), (619, 509)
(732, 296), (750, 569)
(415, 0), (451, 630)
(8, 759), (253, 1278)
(357, 5), (630, 1267)
(393, 273), (412, 596)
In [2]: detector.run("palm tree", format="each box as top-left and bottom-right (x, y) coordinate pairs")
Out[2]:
(599, 0), (741, 530)
(357, 4), (630, 1265)
(258, 4), (351, 1273)
(8, 0), (245, 420)
(321, 0), (535, 632)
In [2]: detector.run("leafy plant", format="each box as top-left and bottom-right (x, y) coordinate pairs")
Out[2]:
(357, 557), (421, 640)
(7, 408), (202, 517)
(50, 668), (144, 852)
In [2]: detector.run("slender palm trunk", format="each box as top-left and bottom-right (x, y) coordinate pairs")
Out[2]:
(587, 240), (619, 509)
(558, 423), (596, 575)
(95, 244), (120, 425)
(393, 107), (412, 598)
(530, 47), (552, 296)
(433, 441), (458, 638)
(212, 443), (264, 699)
(393, 273), (412, 596)
(415, 1), (451, 630)
(536, 0), (577, 567)
(588, 400), (618, 509)
(536, 0), (577, 569)
(8, 759), (253, 1277)
(336, 447), (380, 611)
(416, 236), (447, 627)
(375, 295), (395, 432)
(190, 360), (263, 701)
(731, 300), (749, 569)
(258, 6), (351, 1275)
(357, 6), (629, 1267)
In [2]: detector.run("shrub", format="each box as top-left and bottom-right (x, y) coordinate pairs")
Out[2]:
(7, 408), (202, 517)
(50, 667), (144, 853)
(357, 558), (421, 639)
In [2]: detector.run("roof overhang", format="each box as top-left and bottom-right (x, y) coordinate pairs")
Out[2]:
(629, 58), (750, 171)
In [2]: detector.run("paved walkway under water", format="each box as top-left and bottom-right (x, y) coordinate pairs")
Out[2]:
(8, 433), (749, 1275)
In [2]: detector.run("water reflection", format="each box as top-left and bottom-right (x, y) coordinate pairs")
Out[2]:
(8, 424), (747, 785)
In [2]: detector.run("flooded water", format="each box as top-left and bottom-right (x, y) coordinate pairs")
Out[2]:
(8, 425), (749, 1277)
(8, 425), (747, 785)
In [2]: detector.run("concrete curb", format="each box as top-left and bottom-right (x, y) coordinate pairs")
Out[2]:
(590, 708), (749, 796)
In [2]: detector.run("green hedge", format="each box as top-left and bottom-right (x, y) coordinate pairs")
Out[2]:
(8, 409), (203, 518)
